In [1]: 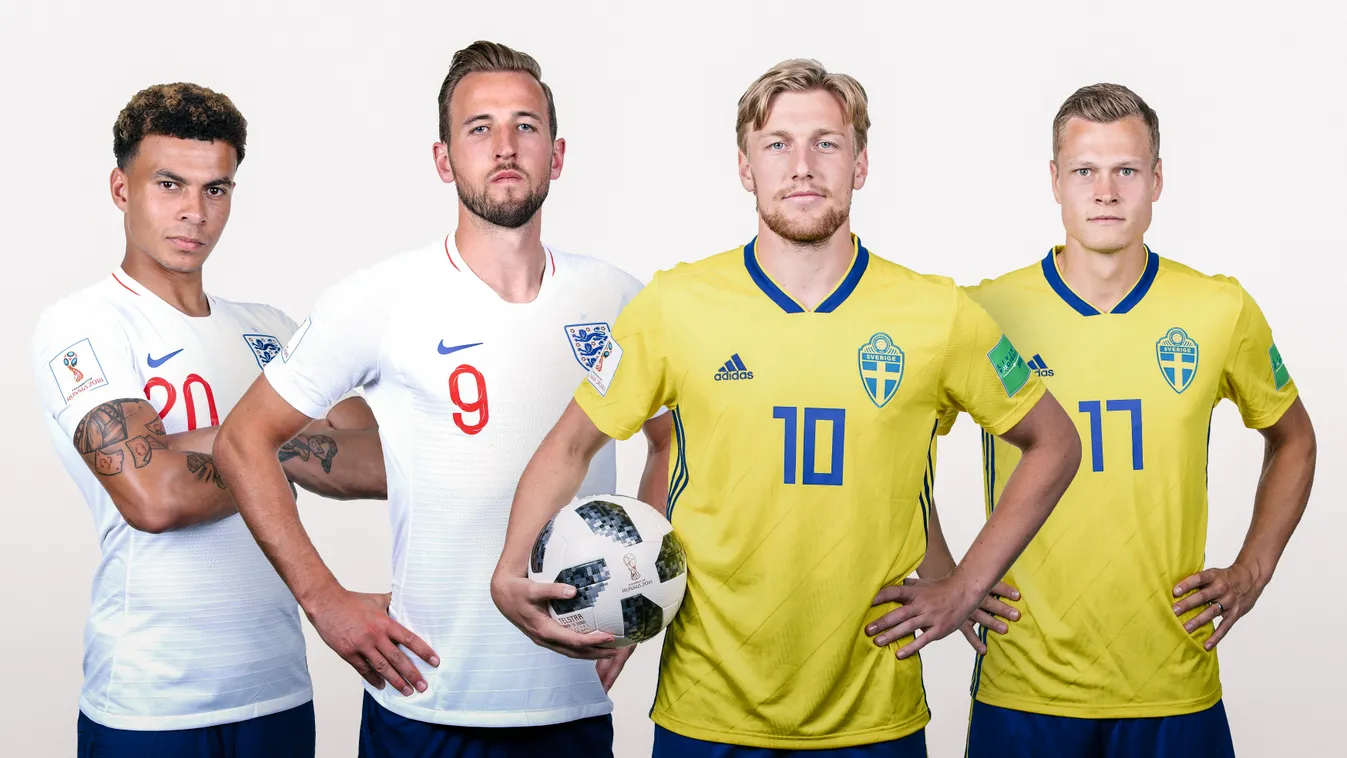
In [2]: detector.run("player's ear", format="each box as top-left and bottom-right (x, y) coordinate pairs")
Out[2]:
(853, 147), (869, 190)
(1151, 157), (1163, 201)
(550, 137), (566, 180)
(737, 150), (755, 193)
(1049, 159), (1063, 204)
(432, 142), (454, 185)
(110, 167), (129, 211)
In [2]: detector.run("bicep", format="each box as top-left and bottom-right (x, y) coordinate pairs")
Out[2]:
(1255, 397), (1314, 451)
(550, 400), (615, 463)
(221, 375), (320, 450)
(71, 398), (168, 477)
(640, 409), (673, 452)
(325, 396), (378, 430)
(996, 390), (1074, 452)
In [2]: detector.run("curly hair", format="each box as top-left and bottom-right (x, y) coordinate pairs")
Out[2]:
(113, 83), (247, 169)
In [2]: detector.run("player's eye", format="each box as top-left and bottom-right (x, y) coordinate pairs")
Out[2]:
(1119, 168), (1136, 177)
(206, 187), (228, 197)
(470, 125), (489, 134)
(159, 181), (178, 190)
(769, 141), (787, 151)
(817, 140), (837, 150)
(517, 123), (536, 133)
(1074, 168), (1092, 177)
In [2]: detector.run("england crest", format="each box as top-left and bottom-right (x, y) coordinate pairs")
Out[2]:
(1156, 327), (1199, 394)
(243, 334), (284, 369)
(858, 332), (904, 408)
(564, 322), (612, 370)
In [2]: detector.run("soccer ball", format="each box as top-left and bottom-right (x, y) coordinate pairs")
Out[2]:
(528, 495), (687, 648)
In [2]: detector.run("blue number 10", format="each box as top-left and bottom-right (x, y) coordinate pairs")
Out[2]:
(773, 406), (846, 486)
(1077, 399), (1143, 472)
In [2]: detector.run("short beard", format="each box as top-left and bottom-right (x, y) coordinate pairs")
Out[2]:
(758, 201), (850, 246)
(455, 166), (549, 229)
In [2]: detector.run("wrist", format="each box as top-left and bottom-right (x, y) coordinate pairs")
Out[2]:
(297, 574), (344, 615)
(1234, 554), (1275, 591)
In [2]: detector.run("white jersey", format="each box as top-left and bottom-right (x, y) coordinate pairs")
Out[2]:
(264, 236), (645, 727)
(32, 269), (312, 731)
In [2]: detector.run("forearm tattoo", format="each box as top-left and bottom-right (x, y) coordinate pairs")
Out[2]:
(185, 452), (228, 489)
(277, 433), (339, 474)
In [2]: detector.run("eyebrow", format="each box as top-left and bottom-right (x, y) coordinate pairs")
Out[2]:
(760, 128), (847, 142)
(151, 169), (233, 187)
(461, 110), (545, 127)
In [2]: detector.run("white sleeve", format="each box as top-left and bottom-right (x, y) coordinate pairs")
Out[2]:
(264, 276), (387, 419)
(31, 304), (147, 439)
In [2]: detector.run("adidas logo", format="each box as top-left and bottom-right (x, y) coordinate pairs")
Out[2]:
(1026, 354), (1054, 377)
(713, 353), (754, 381)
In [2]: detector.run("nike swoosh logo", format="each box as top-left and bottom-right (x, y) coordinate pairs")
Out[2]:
(437, 341), (482, 355)
(147, 349), (184, 368)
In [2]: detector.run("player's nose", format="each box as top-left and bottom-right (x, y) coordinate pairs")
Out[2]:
(178, 192), (208, 224)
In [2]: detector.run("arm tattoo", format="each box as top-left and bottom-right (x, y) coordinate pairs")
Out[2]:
(278, 433), (339, 474)
(127, 435), (168, 468)
(73, 400), (131, 454)
(185, 453), (228, 489)
(144, 417), (167, 435)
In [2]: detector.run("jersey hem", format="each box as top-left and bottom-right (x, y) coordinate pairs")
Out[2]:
(78, 688), (313, 731)
(365, 686), (613, 727)
(651, 707), (929, 750)
(574, 389), (641, 442)
(1243, 383), (1298, 430)
(973, 686), (1222, 719)
(982, 378), (1047, 437)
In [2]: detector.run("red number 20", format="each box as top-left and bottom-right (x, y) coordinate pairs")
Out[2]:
(449, 365), (489, 435)
(144, 374), (219, 430)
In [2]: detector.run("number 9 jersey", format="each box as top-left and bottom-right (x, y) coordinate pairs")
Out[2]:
(946, 247), (1299, 720)
(262, 236), (646, 727)
(573, 235), (1046, 750)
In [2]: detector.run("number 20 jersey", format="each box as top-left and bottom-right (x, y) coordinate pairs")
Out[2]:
(262, 236), (644, 727)
(574, 236), (1045, 749)
(951, 247), (1299, 719)
(31, 269), (309, 730)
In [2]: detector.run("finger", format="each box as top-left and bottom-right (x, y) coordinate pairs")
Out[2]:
(1205, 612), (1239, 651)
(961, 623), (988, 655)
(991, 581), (1020, 601)
(875, 614), (926, 648)
(363, 648), (412, 695)
(1173, 570), (1215, 597)
(385, 620), (441, 668)
(377, 638), (426, 696)
(538, 638), (618, 660)
(1183, 604), (1221, 635)
(866, 605), (921, 640)
(346, 654), (385, 690)
(1173, 584), (1223, 616)
(528, 581), (583, 603)
(896, 628), (936, 660)
(970, 610), (1008, 635)
(979, 596), (1020, 621)
(872, 584), (919, 607)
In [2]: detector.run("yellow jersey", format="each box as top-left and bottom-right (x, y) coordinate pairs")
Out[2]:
(574, 236), (1046, 748)
(946, 246), (1298, 719)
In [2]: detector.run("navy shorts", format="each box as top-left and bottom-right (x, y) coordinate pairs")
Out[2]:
(653, 725), (927, 757)
(966, 699), (1235, 758)
(76, 701), (315, 758)
(358, 692), (613, 758)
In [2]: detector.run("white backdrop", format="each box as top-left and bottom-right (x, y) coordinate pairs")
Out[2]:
(2, 2), (1343, 756)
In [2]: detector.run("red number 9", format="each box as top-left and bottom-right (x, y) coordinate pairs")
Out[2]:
(449, 365), (489, 435)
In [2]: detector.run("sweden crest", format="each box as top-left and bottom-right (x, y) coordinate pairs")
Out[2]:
(858, 332), (904, 408)
(1156, 327), (1199, 394)
(564, 322), (612, 370)
(243, 334), (284, 369)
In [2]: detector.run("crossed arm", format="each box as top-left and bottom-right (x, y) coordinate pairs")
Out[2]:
(72, 395), (385, 534)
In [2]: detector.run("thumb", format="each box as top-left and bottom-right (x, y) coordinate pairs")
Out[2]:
(529, 581), (579, 603)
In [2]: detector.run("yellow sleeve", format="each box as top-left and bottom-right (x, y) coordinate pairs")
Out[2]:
(937, 286), (1045, 436)
(1219, 283), (1298, 429)
(574, 273), (676, 441)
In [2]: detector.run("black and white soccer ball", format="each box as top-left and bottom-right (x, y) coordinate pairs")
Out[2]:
(528, 495), (687, 648)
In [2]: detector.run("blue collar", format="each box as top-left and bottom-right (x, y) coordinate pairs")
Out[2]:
(744, 235), (870, 314)
(1040, 245), (1159, 316)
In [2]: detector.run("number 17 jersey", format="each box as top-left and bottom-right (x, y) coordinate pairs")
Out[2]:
(952, 247), (1299, 719)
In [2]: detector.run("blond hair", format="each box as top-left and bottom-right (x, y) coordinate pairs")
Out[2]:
(1053, 83), (1160, 164)
(735, 58), (870, 154)
(437, 40), (557, 145)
